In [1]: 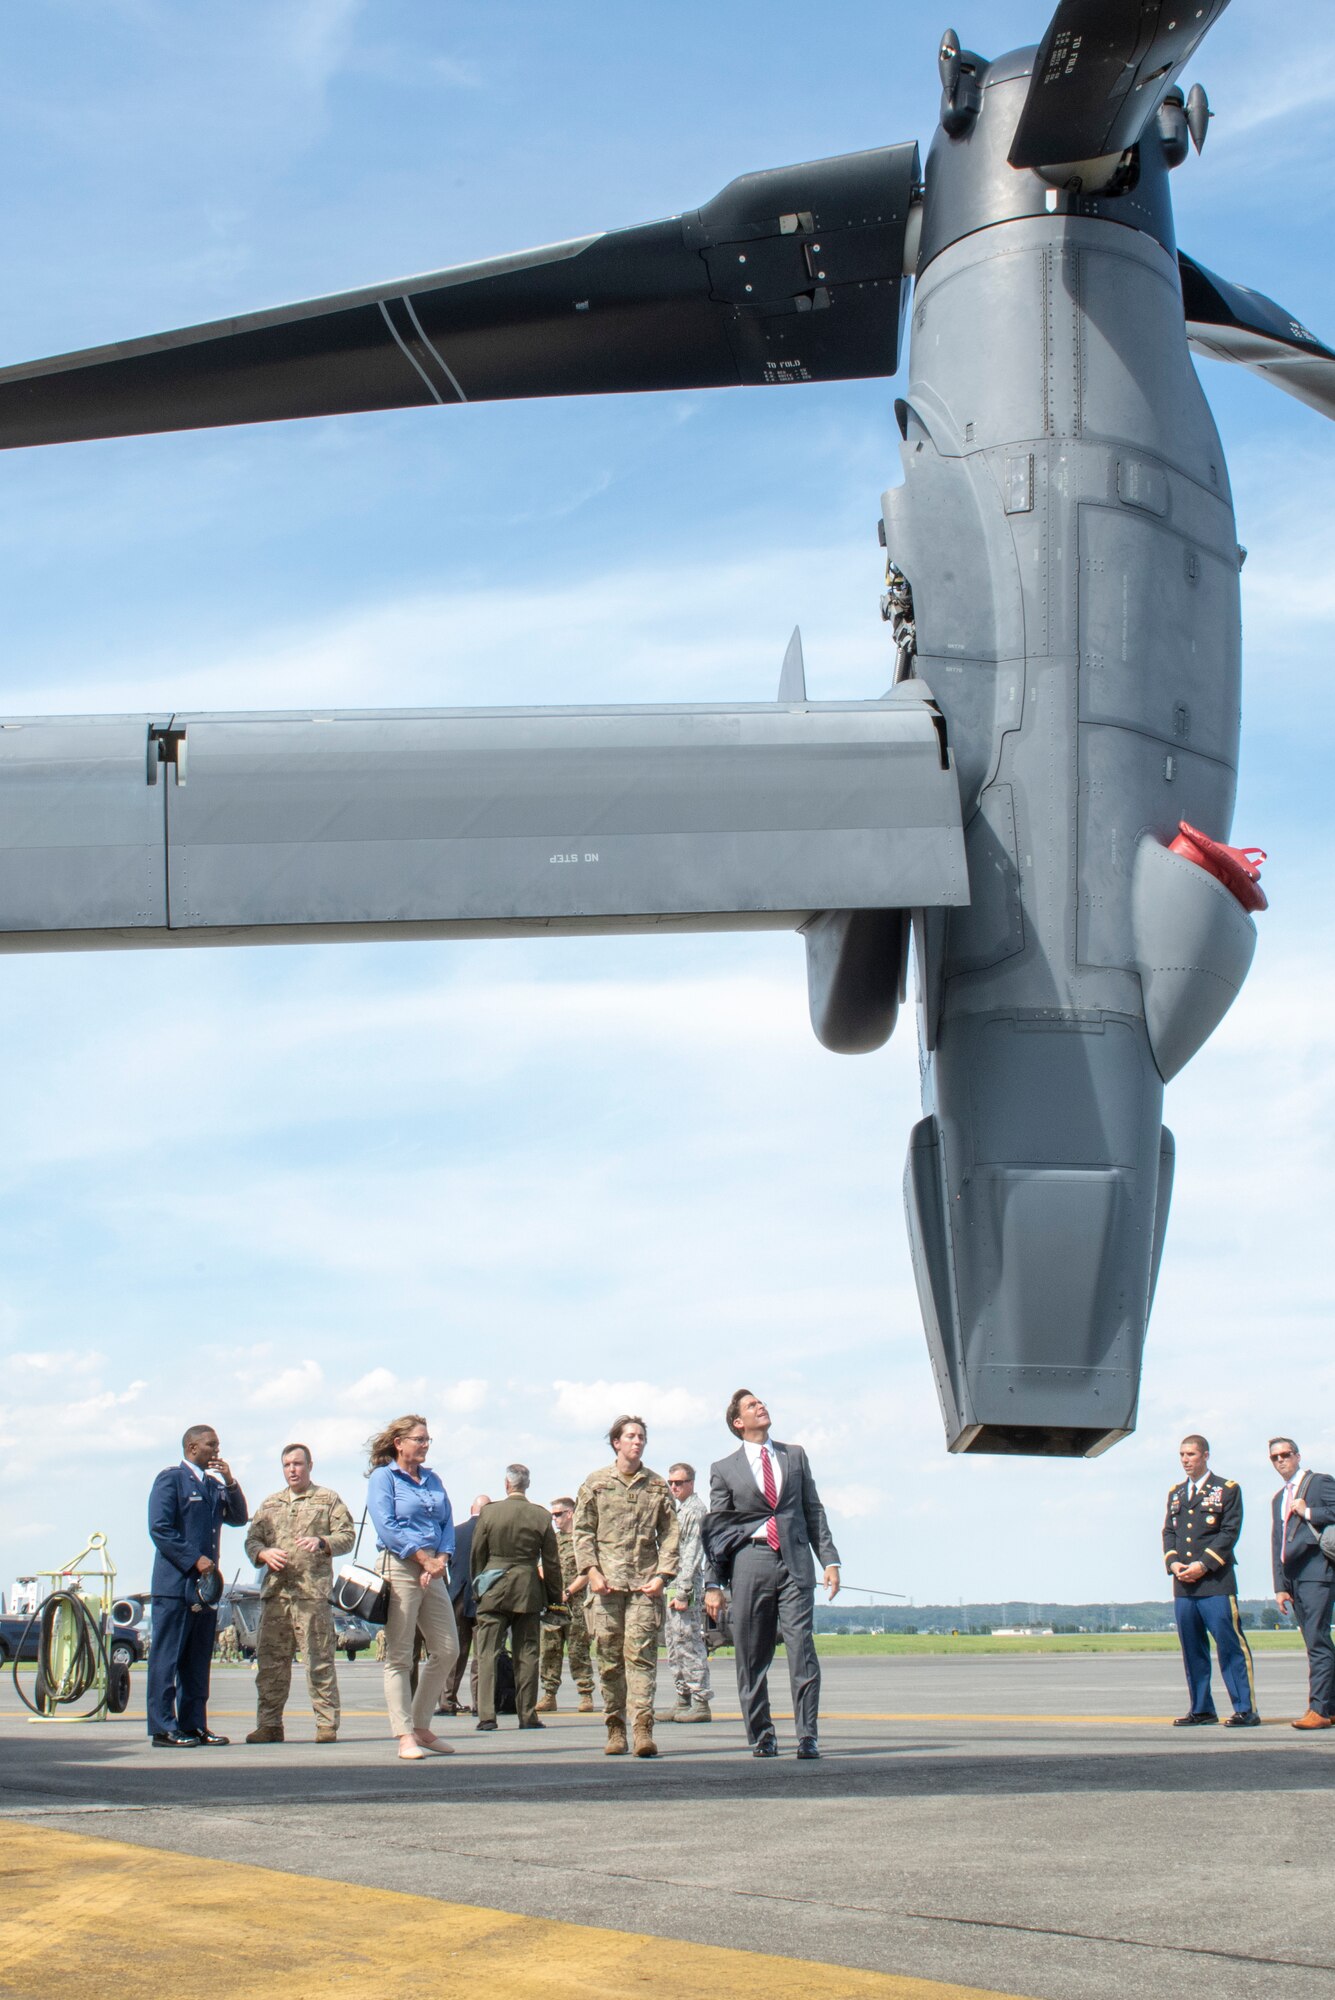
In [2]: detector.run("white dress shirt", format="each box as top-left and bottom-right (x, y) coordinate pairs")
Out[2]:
(745, 1439), (783, 1541)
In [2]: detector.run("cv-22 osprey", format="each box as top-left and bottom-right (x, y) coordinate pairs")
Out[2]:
(0, 1), (1330, 1457)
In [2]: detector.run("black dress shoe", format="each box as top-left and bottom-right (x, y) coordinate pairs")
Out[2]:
(1172, 1712), (1219, 1726)
(796, 1737), (821, 1759)
(194, 1731), (230, 1746)
(751, 1730), (778, 1758)
(518, 1718), (545, 1729)
(151, 1731), (200, 1748)
(475, 1718), (498, 1732)
(1224, 1711), (1261, 1727)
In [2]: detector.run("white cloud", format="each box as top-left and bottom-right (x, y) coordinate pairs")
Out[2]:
(7, 1348), (104, 1378)
(441, 1378), (488, 1416)
(825, 1484), (883, 1521)
(340, 1366), (398, 1406)
(551, 1380), (713, 1434)
(245, 1360), (325, 1408)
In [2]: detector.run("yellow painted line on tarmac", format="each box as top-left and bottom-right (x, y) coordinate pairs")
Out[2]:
(0, 1822), (1024, 2000)
(0, 1707), (1203, 1728)
(5, 1703), (1282, 1730)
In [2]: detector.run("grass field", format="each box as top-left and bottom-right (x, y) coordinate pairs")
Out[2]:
(689, 1630), (1305, 1659)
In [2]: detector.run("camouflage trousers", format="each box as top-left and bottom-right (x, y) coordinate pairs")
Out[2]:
(255, 1595), (340, 1731)
(665, 1600), (713, 1702)
(586, 1589), (662, 1719)
(539, 1604), (594, 1695)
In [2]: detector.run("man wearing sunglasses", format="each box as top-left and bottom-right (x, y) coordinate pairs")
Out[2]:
(656, 1463), (713, 1725)
(1269, 1438), (1335, 1729)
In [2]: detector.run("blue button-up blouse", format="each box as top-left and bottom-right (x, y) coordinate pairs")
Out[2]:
(367, 1463), (455, 1563)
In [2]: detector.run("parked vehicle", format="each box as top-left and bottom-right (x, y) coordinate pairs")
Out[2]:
(0, 1612), (40, 1666)
(0, 1591), (149, 1667)
(219, 1584), (377, 1662)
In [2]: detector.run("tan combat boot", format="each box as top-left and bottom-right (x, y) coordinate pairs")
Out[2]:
(632, 1710), (658, 1758)
(678, 1699), (712, 1723)
(245, 1725), (284, 1744)
(604, 1714), (628, 1756)
(536, 1691), (557, 1713)
(315, 1728), (338, 1743)
(578, 1692), (595, 1713)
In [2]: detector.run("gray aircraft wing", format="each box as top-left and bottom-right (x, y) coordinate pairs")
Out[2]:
(0, 145), (919, 448)
(0, 691), (964, 945)
(1178, 251), (1335, 422)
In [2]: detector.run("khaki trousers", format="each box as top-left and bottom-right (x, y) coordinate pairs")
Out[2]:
(380, 1557), (459, 1737)
(255, 1594), (340, 1730)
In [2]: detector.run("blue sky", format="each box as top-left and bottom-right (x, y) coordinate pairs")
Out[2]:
(1, 1), (1332, 1611)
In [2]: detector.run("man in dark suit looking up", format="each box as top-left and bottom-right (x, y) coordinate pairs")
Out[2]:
(1269, 1436), (1335, 1730)
(146, 1424), (248, 1747)
(470, 1466), (563, 1732)
(703, 1389), (839, 1761)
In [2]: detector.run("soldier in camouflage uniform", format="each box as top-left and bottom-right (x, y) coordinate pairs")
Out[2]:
(657, 1462), (713, 1723)
(573, 1415), (679, 1758)
(537, 1496), (595, 1712)
(243, 1443), (355, 1743)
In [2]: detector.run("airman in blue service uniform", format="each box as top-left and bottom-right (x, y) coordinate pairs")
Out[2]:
(1162, 1432), (1258, 1727)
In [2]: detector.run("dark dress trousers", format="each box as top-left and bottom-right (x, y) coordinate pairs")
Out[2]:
(1161, 1473), (1255, 1717)
(1272, 1471), (1335, 1716)
(705, 1440), (839, 1745)
(442, 1514), (478, 1709)
(147, 1463), (248, 1738)
(470, 1494), (562, 1726)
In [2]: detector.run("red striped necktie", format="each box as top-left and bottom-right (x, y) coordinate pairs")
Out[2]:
(761, 1446), (780, 1550)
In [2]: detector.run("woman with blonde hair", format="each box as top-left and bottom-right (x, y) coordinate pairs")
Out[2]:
(366, 1413), (460, 1762)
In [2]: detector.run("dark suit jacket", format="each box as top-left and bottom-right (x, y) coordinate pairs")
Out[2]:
(471, 1494), (563, 1616)
(1161, 1473), (1242, 1597)
(705, 1440), (839, 1590)
(1272, 1470), (1335, 1592)
(149, 1464), (248, 1599)
(450, 1516), (478, 1619)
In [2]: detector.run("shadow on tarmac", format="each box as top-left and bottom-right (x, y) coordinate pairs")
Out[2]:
(3, 1731), (1330, 1814)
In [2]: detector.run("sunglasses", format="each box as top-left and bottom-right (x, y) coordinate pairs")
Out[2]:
(1270, 1451), (1296, 1463)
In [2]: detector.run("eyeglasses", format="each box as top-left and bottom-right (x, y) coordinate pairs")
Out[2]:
(403, 1435), (432, 1446)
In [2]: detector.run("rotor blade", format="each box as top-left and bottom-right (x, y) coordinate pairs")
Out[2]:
(1008, 0), (1232, 172)
(1180, 251), (1335, 421)
(0, 144), (919, 450)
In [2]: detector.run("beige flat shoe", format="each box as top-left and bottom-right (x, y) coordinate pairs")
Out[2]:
(414, 1732), (455, 1755)
(398, 1742), (429, 1761)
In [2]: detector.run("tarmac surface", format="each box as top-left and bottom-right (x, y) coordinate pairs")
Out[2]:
(2, 1652), (1332, 1999)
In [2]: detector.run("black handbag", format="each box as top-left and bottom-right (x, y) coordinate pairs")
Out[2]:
(329, 1510), (390, 1625)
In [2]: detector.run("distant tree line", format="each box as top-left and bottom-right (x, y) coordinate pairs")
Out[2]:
(813, 1599), (1285, 1636)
